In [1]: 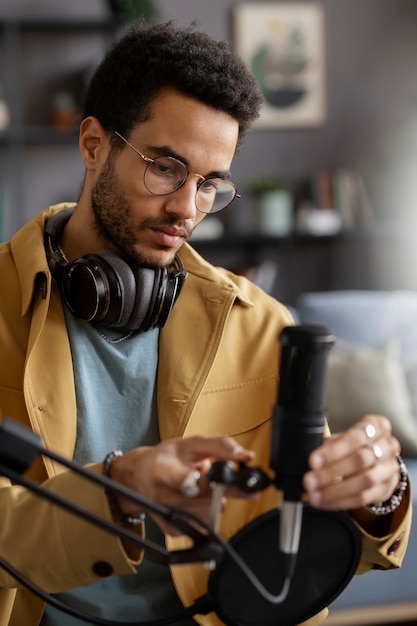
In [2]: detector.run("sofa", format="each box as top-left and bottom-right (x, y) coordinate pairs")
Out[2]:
(295, 290), (417, 625)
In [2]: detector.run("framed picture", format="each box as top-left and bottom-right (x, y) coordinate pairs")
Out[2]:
(233, 2), (326, 129)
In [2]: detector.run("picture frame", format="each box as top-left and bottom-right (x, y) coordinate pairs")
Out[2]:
(233, 2), (326, 129)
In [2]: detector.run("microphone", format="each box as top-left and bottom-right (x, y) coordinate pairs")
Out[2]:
(205, 325), (360, 626)
(270, 325), (335, 578)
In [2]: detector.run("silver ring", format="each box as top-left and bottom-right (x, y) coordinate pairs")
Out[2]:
(179, 470), (201, 498)
(358, 423), (382, 461)
(368, 442), (383, 461)
(359, 423), (377, 440)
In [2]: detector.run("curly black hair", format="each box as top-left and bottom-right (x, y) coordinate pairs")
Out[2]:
(82, 20), (263, 150)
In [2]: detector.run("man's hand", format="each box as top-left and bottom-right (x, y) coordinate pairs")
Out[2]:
(108, 435), (255, 535)
(303, 415), (402, 514)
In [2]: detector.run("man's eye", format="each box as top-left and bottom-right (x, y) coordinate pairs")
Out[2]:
(151, 161), (177, 176)
(200, 179), (219, 193)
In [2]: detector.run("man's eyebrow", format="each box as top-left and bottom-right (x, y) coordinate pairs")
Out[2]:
(147, 144), (188, 163)
(147, 144), (232, 180)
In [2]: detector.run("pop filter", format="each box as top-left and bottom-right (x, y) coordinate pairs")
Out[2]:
(205, 505), (361, 626)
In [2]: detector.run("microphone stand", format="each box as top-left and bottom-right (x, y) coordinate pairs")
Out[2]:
(0, 418), (222, 566)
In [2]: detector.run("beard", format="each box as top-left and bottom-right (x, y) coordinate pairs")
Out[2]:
(91, 152), (191, 268)
(90, 152), (152, 266)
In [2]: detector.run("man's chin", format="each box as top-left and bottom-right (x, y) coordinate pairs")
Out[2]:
(129, 249), (179, 269)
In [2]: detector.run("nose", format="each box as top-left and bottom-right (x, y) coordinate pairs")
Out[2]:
(164, 176), (199, 221)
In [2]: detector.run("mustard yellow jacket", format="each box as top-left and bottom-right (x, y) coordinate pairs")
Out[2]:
(0, 205), (411, 625)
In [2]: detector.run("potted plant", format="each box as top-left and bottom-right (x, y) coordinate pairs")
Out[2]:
(108, 0), (158, 23)
(247, 176), (293, 236)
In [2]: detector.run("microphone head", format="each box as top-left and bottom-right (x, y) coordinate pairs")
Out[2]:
(277, 324), (335, 412)
(271, 324), (335, 499)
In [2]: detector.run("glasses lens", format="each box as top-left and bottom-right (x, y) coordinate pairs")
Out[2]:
(144, 156), (187, 195)
(196, 179), (237, 213)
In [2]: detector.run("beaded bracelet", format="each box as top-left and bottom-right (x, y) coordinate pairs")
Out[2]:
(365, 454), (408, 516)
(103, 450), (145, 527)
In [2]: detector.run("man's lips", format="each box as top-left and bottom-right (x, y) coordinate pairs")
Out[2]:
(150, 225), (190, 247)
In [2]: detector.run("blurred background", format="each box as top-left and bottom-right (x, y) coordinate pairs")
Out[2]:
(1, 0), (416, 305)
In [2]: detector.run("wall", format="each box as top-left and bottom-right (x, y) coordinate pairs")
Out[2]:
(160, 0), (417, 292)
(158, 3), (416, 210)
(1, 0), (417, 292)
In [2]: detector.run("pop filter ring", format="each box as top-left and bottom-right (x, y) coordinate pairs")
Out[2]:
(205, 505), (362, 626)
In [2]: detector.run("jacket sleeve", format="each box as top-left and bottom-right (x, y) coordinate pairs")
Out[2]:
(353, 481), (412, 573)
(0, 464), (144, 593)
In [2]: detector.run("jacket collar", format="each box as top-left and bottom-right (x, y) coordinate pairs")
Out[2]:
(11, 204), (74, 316)
(178, 242), (254, 308)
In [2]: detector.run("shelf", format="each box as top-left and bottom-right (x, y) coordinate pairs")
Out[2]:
(191, 230), (362, 251)
(0, 18), (118, 32)
(0, 126), (79, 145)
(0, 16), (118, 238)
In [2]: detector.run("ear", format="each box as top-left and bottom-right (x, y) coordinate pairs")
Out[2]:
(79, 116), (110, 170)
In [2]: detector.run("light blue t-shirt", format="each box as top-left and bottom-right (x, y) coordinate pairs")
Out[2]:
(41, 310), (196, 625)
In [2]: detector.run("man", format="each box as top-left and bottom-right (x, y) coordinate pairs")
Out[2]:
(0, 20), (411, 626)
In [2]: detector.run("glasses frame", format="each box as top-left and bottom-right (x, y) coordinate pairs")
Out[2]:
(112, 130), (239, 214)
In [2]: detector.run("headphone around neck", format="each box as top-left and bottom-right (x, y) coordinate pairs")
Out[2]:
(44, 206), (188, 332)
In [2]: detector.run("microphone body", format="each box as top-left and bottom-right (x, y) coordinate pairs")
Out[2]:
(271, 325), (335, 570)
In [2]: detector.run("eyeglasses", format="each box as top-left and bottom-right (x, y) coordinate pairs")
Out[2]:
(113, 130), (239, 214)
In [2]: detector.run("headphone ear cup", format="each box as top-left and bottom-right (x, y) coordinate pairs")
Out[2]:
(62, 250), (136, 328)
(128, 262), (187, 332)
(129, 266), (163, 332)
(93, 250), (138, 328)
